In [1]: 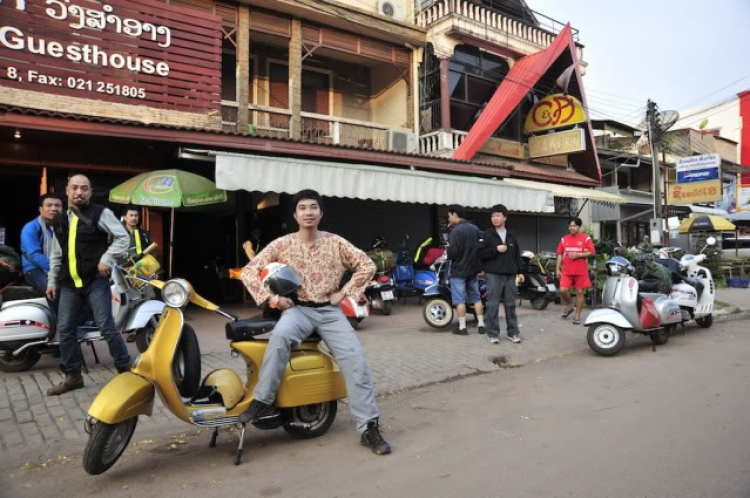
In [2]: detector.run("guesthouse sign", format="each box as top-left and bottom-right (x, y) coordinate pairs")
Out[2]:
(0, 0), (222, 114)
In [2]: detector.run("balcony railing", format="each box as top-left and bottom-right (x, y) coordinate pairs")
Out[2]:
(418, 0), (583, 59)
(419, 129), (468, 155)
(222, 101), (392, 150)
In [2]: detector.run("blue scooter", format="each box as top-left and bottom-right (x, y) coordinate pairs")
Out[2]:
(392, 236), (439, 302)
(422, 253), (487, 329)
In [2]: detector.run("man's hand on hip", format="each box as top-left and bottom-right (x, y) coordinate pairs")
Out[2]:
(329, 291), (345, 306)
(98, 262), (112, 278)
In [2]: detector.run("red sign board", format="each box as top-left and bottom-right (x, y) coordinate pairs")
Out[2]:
(0, 0), (222, 114)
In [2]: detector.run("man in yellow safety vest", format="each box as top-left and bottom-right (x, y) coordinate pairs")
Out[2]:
(46, 174), (132, 396)
(123, 206), (151, 259)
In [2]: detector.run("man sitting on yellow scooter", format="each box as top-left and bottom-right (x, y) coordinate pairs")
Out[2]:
(240, 189), (391, 455)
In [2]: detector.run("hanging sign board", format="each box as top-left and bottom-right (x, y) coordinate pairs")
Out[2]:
(528, 129), (585, 159)
(0, 0), (222, 115)
(479, 137), (527, 160)
(676, 154), (721, 184)
(524, 94), (587, 134)
(667, 179), (722, 205)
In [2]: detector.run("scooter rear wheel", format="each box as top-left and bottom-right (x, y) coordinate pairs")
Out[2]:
(83, 417), (138, 475)
(587, 324), (626, 356)
(281, 401), (338, 439)
(531, 297), (550, 310)
(696, 314), (713, 328)
(382, 300), (393, 316)
(0, 347), (41, 372)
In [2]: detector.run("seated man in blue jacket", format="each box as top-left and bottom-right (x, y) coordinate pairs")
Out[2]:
(21, 194), (63, 294)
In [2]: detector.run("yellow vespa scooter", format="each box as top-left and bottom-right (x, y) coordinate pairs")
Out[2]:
(82, 275), (347, 475)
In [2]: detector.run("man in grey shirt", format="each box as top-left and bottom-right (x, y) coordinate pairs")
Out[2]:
(46, 174), (132, 396)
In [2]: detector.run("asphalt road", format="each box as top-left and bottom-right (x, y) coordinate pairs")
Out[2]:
(2, 319), (749, 498)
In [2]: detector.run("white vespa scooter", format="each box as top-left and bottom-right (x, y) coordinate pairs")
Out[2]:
(584, 257), (683, 356)
(667, 237), (717, 329)
(0, 245), (164, 372)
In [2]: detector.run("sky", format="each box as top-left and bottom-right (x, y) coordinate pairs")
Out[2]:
(527, 0), (750, 125)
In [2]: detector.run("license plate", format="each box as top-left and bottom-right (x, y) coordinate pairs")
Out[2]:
(547, 284), (557, 292)
(381, 290), (395, 300)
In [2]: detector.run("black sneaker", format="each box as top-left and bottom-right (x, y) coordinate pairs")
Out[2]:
(477, 326), (486, 335)
(452, 324), (469, 336)
(360, 420), (391, 455)
(238, 399), (278, 424)
(116, 359), (133, 374)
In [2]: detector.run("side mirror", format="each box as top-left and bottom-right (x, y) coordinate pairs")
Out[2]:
(706, 236), (717, 246)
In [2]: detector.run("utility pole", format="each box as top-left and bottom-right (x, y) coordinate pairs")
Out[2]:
(646, 100), (663, 244)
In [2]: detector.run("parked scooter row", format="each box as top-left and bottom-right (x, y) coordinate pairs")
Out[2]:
(0, 244), (163, 372)
(584, 237), (717, 356)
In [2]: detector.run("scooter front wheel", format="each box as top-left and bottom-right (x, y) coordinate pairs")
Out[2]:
(423, 298), (453, 329)
(281, 401), (338, 439)
(83, 417), (138, 475)
(587, 324), (626, 356)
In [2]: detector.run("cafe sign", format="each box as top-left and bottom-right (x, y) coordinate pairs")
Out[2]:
(667, 180), (722, 205)
(0, 0), (221, 114)
(528, 129), (585, 159)
(524, 93), (587, 134)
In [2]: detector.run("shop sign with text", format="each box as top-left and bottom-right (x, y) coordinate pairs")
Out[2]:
(524, 94), (587, 134)
(528, 129), (585, 159)
(676, 153), (721, 184)
(479, 137), (526, 160)
(0, 0), (222, 114)
(667, 179), (722, 205)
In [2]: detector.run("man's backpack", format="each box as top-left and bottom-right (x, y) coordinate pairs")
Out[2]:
(0, 245), (22, 290)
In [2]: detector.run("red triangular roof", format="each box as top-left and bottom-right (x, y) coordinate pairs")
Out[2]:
(453, 24), (601, 181)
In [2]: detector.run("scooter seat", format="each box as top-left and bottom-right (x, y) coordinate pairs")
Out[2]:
(0, 285), (45, 302)
(226, 317), (278, 341)
(225, 315), (322, 342)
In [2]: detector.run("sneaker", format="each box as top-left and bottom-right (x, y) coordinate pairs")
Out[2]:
(452, 324), (468, 336)
(477, 326), (486, 335)
(507, 335), (521, 344)
(116, 358), (134, 374)
(487, 336), (500, 344)
(360, 420), (391, 455)
(238, 399), (278, 424)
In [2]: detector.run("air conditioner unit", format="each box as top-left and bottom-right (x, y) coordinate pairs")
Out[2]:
(666, 168), (677, 183)
(378, 0), (405, 21)
(386, 129), (416, 153)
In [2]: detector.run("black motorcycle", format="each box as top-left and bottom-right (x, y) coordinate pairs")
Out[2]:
(517, 250), (557, 310)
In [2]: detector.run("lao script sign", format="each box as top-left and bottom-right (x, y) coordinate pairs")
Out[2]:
(0, 0), (221, 115)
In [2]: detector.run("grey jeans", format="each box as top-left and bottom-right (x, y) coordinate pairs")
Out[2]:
(253, 305), (379, 432)
(485, 273), (520, 339)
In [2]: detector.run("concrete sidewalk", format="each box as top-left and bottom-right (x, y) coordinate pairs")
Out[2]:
(1, 289), (748, 454)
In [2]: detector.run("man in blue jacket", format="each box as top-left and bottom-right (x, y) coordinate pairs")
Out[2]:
(21, 194), (63, 294)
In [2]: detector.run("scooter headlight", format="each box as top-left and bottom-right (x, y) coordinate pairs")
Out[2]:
(162, 279), (190, 308)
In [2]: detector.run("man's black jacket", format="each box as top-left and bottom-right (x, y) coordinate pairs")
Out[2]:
(446, 219), (481, 278)
(478, 227), (523, 275)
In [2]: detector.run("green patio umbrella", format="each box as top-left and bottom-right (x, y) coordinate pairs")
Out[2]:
(109, 169), (227, 277)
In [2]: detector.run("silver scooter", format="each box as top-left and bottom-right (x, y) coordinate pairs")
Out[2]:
(584, 257), (683, 356)
(0, 244), (164, 372)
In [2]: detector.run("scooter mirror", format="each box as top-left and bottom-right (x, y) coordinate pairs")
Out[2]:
(706, 236), (717, 246)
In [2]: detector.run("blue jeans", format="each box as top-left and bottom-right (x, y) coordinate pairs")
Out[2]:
(450, 276), (481, 306)
(57, 278), (131, 374)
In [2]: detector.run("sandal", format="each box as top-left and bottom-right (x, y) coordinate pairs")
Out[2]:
(562, 308), (574, 319)
(572, 318), (581, 325)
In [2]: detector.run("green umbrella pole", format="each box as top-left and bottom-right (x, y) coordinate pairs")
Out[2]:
(169, 208), (175, 279)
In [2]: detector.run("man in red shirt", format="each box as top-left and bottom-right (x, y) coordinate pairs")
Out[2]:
(556, 217), (595, 325)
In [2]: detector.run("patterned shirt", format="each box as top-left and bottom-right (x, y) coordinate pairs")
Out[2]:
(241, 231), (376, 305)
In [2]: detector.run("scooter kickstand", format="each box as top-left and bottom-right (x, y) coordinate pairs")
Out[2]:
(681, 322), (686, 335)
(209, 427), (219, 448)
(649, 333), (657, 352)
(235, 424), (246, 465)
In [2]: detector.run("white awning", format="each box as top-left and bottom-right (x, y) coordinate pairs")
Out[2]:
(687, 205), (729, 216)
(502, 178), (627, 204)
(214, 153), (554, 213)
